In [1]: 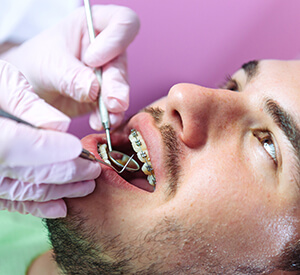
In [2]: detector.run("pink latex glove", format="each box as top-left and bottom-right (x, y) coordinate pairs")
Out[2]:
(0, 61), (101, 218)
(1, 5), (140, 130)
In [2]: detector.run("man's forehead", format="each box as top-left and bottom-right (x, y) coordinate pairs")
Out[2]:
(255, 60), (300, 83)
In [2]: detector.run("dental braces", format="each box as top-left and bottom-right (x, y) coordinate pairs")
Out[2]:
(131, 129), (156, 187)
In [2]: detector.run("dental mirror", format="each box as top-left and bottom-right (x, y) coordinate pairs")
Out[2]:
(108, 150), (140, 172)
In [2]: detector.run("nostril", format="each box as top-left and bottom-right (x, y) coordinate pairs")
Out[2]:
(173, 110), (183, 130)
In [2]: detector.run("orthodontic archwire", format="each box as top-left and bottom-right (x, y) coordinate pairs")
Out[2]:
(130, 129), (156, 188)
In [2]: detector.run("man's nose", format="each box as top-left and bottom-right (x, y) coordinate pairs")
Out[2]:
(165, 83), (245, 148)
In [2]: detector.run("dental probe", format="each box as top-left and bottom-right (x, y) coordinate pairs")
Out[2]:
(83, 0), (112, 152)
(0, 109), (37, 128)
(83, 0), (140, 173)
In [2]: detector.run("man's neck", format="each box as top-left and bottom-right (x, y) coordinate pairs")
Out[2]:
(27, 250), (60, 275)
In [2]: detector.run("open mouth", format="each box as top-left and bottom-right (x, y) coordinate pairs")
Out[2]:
(97, 129), (156, 192)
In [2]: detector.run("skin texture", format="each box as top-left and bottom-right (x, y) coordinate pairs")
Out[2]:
(45, 60), (300, 274)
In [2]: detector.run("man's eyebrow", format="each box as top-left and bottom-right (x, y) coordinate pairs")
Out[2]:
(264, 99), (300, 187)
(241, 60), (259, 82)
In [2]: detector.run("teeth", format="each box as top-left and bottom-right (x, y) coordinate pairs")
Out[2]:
(129, 129), (156, 187)
(147, 175), (156, 186)
(137, 150), (149, 163)
(97, 144), (111, 165)
(142, 162), (153, 175)
(129, 130), (149, 158)
(129, 135), (147, 152)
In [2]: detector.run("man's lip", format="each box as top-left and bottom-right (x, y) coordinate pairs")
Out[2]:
(81, 133), (106, 156)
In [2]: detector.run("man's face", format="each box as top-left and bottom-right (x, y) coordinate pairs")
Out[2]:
(62, 60), (300, 273)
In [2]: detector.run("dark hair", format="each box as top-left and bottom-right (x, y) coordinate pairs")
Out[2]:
(44, 211), (300, 274)
(44, 216), (132, 275)
(276, 239), (300, 272)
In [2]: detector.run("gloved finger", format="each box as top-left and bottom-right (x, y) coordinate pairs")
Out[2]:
(89, 107), (102, 131)
(49, 51), (100, 103)
(0, 178), (95, 202)
(101, 52), (129, 113)
(0, 198), (67, 218)
(83, 5), (140, 67)
(0, 158), (101, 184)
(0, 119), (83, 166)
(0, 60), (70, 132)
(89, 108), (124, 131)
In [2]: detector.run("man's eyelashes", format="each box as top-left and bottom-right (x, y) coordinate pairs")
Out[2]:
(221, 75), (240, 92)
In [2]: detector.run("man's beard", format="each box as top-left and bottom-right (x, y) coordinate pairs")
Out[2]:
(45, 209), (273, 274)
(44, 211), (201, 274)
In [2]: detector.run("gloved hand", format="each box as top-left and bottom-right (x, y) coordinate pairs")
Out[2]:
(1, 5), (140, 130)
(0, 61), (101, 218)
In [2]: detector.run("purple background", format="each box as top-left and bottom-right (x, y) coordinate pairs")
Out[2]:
(69, 0), (300, 138)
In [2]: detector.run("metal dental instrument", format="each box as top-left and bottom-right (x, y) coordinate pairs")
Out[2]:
(80, 148), (134, 174)
(0, 109), (37, 128)
(83, 0), (140, 173)
(0, 109), (135, 173)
